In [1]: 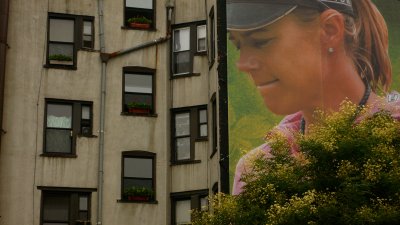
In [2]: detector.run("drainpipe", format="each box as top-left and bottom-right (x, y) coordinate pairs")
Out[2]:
(100, 36), (169, 62)
(97, 0), (106, 224)
(0, 0), (10, 152)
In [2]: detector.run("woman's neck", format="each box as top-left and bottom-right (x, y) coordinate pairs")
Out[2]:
(301, 54), (373, 132)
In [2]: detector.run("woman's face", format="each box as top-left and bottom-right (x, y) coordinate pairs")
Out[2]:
(230, 14), (324, 115)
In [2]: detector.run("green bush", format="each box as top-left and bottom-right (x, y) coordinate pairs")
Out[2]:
(193, 102), (400, 225)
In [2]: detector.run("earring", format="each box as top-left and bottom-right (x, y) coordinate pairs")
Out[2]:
(328, 47), (334, 53)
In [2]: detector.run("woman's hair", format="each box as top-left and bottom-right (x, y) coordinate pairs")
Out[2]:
(295, 0), (392, 92)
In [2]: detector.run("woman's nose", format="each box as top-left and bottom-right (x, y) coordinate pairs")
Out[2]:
(235, 53), (261, 73)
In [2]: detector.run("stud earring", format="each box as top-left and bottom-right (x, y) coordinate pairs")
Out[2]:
(328, 47), (334, 53)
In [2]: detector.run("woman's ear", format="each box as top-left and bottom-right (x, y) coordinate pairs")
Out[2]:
(319, 9), (345, 48)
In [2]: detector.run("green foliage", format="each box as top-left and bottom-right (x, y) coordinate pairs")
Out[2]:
(127, 16), (152, 24)
(124, 186), (154, 197)
(48, 54), (72, 61)
(193, 102), (400, 224)
(127, 102), (151, 109)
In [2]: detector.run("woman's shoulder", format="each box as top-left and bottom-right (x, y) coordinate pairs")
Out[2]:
(385, 91), (400, 120)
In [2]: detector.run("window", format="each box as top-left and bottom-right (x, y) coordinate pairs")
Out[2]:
(198, 108), (208, 138)
(124, 0), (155, 29)
(211, 95), (217, 157)
(44, 99), (93, 156)
(197, 25), (207, 52)
(171, 106), (207, 163)
(47, 13), (94, 68)
(171, 190), (208, 225)
(121, 151), (156, 202)
(122, 67), (155, 115)
(82, 20), (94, 49)
(208, 7), (215, 66)
(40, 189), (92, 225)
(172, 22), (206, 76)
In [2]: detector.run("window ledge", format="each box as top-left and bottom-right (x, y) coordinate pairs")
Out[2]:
(195, 137), (208, 142)
(117, 199), (158, 204)
(77, 134), (98, 138)
(40, 153), (77, 158)
(171, 73), (201, 79)
(44, 64), (77, 70)
(121, 26), (157, 32)
(171, 159), (201, 166)
(121, 112), (158, 117)
(195, 51), (207, 56)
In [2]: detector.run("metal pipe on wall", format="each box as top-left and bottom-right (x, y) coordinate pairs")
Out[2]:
(0, 0), (10, 152)
(97, 0), (106, 224)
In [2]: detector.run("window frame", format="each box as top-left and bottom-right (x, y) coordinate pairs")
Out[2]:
(123, 0), (156, 30)
(46, 13), (95, 69)
(171, 21), (207, 77)
(208, 7), (215, 67)
(197, 25), (207, 53)
(120, 151), (157, 203)
(38, 187), (95, 225)
(43, 99), (93, 157)
(171, 105), (207, 164)
(122, 66), (156, 116)
(171, 189), (209, 225)
(210, 94), (217, 158)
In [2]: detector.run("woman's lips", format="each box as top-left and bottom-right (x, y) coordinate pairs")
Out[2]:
(256, 79), (279, 88)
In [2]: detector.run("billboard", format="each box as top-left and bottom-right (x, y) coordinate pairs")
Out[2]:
(227, 0), (400, 193)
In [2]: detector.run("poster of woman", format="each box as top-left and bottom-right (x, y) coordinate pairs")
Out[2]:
(227, 0), (400, 194)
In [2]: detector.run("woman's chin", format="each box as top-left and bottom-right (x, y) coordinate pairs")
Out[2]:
(263, 100), (298, 115)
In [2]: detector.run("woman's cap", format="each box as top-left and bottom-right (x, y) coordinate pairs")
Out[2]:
(227, 0), (354, 31)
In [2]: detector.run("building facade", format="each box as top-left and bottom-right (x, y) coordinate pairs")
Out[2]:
(0, 0), (227, 224)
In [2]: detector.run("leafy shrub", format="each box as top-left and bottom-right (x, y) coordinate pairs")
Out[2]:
(193, 102), (400, 225)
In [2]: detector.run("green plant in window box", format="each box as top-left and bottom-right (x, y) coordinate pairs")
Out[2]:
(127, 102), (152, 114)
(124, 186), (154, 201)
(127, 16), (152, 29)
(49, 54), (73, 61)
(49, 54), (73, 65)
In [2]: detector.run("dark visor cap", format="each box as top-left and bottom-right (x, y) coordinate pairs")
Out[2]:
(227, 0), (354, 31)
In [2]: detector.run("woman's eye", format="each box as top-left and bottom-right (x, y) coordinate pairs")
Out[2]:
(251, 39), (272, 48)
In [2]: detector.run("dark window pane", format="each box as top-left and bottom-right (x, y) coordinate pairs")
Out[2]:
(126, 0), (153, 9)
(48, 43), (74, 64)
(124, 93), (153, 112)
(123, 178), (153, 190)
(46, 129), (72, 153)
(43, 223), (69, 225)
(125, 7), (153, 27)
(49, 19), (74, 42)
(79, 196), (88, 210)
(174, 51), (191, 74)
(176, 137), (190, 160)
(197, 25), (206, 52)
(175, 113), (190, 136)
(200, 124), (208, 137)
(124, 158), (152, 178)
(125, 73), (152, 93)
(47, 104), (72, 128)
(175, 200), (191, 224)
(199, 109), (207, 123)
(78, 212), (89, 220)
(173, 28), (190, 52)
(43, 195), (69, 221)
